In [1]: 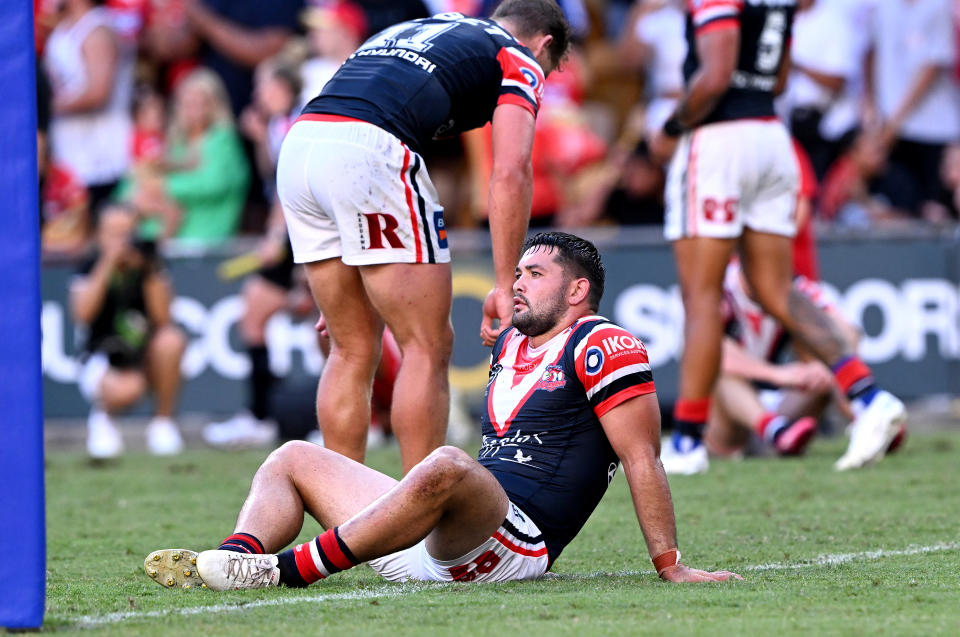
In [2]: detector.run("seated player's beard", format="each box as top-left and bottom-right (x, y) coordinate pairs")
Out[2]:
(512, 290), (567, 338)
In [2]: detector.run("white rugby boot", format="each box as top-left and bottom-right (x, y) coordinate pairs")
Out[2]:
(196, 550), (280, 591)
(835, 390), (907, 471)
(144, 549), (206, 589)
(87, 409), (123, 459)
(660, 432), (709, 475)
(202, 412), (277, 449)
(146, 417), (184, 456)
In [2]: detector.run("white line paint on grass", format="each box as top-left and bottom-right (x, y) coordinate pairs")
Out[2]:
(73, 585), (429, 627)
(70, 542), (960, 627)
(742, 541), (959, 572)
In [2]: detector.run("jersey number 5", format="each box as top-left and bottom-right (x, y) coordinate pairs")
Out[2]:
(755, 9), (787, 74)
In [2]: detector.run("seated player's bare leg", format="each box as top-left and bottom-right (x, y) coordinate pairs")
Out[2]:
(712, 376), (767, 436)
(337, 446), (509, 561)
(99, 368), (148, 414)
(772, 386), (830, 422)
(705, 381), (751, 456)
(359, 262), (453, 474)
(229, 441), (399, 552)
(146, 324), (186, 418)
(240, 276), (288, 347)
(673, 237), (738, 401)
(740, 230), (849, 366)
(304, 259), (384, 462)
(228, 443), (506, 562)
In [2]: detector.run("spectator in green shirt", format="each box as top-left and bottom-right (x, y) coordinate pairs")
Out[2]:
(122, 67), (250, 246)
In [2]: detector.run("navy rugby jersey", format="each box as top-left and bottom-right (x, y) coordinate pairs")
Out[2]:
(683, 0), (796, 125)
(479, 317), (656, 563)
(301, 13), (546, 153)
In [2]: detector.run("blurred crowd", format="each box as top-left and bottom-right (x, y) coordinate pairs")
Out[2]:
(36, 0), (960, 260)
(35, 0), (960, 456)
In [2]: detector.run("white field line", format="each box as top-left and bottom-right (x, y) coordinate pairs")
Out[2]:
(70, 542), (959, 627)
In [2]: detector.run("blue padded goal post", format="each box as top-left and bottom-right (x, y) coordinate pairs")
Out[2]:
(0, 0), (46, 629)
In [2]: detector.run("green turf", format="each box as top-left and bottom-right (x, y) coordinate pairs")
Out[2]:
(43, 432), (960, 635)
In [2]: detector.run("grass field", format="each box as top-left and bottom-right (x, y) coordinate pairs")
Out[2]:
(44, 431), (960, 635)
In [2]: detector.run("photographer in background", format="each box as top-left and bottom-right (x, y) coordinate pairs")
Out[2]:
(70, 204), (187, 459)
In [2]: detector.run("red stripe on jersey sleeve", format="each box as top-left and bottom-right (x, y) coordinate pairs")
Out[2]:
(594, 382), (656, 418)
(687, 0), (743, 20)
(496, 47), (544, 114)
(497, 92), (537, 116)
(575, 326), (651, 395)
(696, 17), (739, 36)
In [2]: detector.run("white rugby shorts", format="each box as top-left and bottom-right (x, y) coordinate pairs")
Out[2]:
(276, 115), (451, 266)
(367, 501), (550, 583)
(664, 118), (799, 240)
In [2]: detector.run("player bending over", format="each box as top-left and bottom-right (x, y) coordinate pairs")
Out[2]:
(144, 232), (740, 589)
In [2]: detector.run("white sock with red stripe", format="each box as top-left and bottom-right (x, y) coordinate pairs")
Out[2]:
(276, 527), (359, 588)
(755, 412), (788, 443)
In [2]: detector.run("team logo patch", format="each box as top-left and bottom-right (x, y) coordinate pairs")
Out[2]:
(487, 362), (503, 387)
(520, 67), (539, 89)
(536, 365), (566, 392)
(584, 346), (604, 375)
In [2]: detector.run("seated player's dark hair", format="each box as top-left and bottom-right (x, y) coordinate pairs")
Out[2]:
(492, 0), (571, 69)
(522, 231), (605, 310)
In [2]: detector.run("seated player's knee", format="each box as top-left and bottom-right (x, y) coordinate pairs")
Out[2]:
(263, 440), (322, 473)
(411, 445), (474, 498)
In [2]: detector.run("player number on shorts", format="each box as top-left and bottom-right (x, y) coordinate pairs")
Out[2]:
(360, 21), (459, 53)
(702, 197), (738, 223)
(755, 9), (787, 74)
(448, 550), (501, 581)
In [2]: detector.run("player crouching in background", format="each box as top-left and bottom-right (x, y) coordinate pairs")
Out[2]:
(704, 259), (906, 466)
(70, 204), (186, 459)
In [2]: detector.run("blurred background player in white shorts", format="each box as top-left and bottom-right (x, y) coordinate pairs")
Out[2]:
(653, 0), (906, 475)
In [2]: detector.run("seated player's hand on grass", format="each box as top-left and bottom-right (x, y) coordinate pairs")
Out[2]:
(658, 563), (743, 583)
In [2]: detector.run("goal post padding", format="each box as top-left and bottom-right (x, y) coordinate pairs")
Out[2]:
(0, 0), (46, 629)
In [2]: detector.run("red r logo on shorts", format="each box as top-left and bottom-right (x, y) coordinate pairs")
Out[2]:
(363, 213), (405, 249)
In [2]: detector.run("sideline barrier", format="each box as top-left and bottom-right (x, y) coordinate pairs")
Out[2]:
(42, 227), (960, 419)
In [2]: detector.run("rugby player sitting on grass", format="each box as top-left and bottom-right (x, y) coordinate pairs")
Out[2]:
(145, 232), (740, 588)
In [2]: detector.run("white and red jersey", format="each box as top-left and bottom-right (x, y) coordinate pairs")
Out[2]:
(479, 316), (655, 563)
(722, 259), (832, 362)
